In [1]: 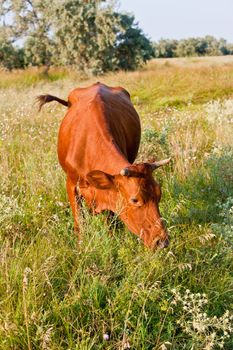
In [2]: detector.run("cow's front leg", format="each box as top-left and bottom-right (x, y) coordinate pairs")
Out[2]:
(66, 176), (82, 241)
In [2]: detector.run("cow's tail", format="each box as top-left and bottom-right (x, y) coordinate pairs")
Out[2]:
(36, 94), (69, 111)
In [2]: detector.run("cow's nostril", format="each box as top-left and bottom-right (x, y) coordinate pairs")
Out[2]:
(155, 237), (169, 249)
(158, 238), (169, 249)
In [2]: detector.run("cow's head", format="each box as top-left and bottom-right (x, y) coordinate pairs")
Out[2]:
(86, 159), (170, 249)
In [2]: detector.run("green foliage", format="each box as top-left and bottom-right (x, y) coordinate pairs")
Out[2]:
(52, 0), (119, 74)
(154, 36), (233, 58)
(115, 13), (154, 70)
(0, 0), (154, 73)
(24, 35), (53, 67)
(0, 37), (16, 69)
(0, 27), (24, 69)
(52, 2), (154, 74)
(154, 39), (178, 58)
(0, 41), (25, 70)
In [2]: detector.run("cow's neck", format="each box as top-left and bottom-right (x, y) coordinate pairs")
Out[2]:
(88, 99), (132, 175)
(91, 133), (131, 175)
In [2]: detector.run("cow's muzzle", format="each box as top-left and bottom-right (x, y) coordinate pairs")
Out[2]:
(152, 232), (170, 250)
(140, 228), (170, 249)
(157, 237), (169, 249)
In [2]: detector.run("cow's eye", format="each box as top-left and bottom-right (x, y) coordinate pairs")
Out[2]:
(131, 197), (138, 204)
(129, 197), (143, 207)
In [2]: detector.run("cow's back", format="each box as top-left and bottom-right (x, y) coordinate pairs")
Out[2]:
(58, 83), (141, 178)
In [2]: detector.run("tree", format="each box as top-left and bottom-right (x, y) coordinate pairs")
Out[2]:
(175, 38), (197, 57)
(53, 3), (154, 73)
(154, 39), (178, 58)
(115, 13), (154, 70)
(52, 0), (120, 74)
(0, 22), (24, 69)
(218, 38), (230, 55)
(1, 0), (154, 73)
(195, 38), (208, 56)
(153, 36), (233, 58)
(0, 39), (24, 69)
(7, 0), (54, 67)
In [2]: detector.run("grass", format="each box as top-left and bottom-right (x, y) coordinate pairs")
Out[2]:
(0, 66), (74, 89)
(0, 56), (233, 349)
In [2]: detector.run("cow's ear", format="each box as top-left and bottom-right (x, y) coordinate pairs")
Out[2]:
(86, 170), (115, 189)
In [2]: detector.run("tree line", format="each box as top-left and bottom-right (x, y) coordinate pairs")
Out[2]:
(0, 1), (232, 74)
(154, 36), (233, 58)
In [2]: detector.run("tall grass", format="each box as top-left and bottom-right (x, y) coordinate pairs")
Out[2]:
(0, 67), (77, 89)
(0, 57), (233, 349)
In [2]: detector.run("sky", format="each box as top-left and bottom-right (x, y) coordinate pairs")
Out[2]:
(118, 0), (233, 42)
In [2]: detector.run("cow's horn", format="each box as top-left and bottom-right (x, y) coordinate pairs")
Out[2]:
(120, 168), (130, 176)
(151, 158), (171, 170)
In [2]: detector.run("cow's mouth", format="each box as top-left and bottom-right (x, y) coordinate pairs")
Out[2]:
(157, 237), (169, 249)
(140, 229), (169, 249)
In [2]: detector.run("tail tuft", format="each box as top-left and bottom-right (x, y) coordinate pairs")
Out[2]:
(36, 94), (68, 111)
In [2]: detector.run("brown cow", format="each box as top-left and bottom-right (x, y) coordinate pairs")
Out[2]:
(37, 82), (170, 249)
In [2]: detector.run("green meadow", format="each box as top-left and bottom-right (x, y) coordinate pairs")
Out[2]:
(0, 56), (233, 349)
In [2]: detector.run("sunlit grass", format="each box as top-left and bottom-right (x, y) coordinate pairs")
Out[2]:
(1, 56), (233, 109)
(0, 66), (75, 89)
(0, 56), (233, 349)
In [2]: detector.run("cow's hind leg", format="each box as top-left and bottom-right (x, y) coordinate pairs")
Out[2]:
(66, 176), (82, 242)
